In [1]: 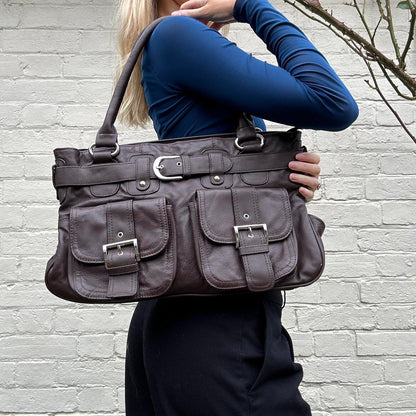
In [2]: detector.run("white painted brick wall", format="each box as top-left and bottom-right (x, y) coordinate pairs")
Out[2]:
(0, 0), (415, 415)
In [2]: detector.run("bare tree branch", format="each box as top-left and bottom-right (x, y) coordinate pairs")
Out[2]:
(283, 0), (415, 142)
(364, 61), (416, 142)
(400, 5), (416, 66)
(385, 0), (402, 63)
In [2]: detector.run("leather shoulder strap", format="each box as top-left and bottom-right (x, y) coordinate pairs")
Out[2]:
(95, 17), (169, 148)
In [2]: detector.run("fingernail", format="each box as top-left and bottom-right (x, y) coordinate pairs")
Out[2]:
(171, 11), (180, 16)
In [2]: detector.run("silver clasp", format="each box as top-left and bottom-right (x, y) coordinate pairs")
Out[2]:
(233, 224), (268, 248)
(153, 155), (183, 181)
(102, 238), (140, 268)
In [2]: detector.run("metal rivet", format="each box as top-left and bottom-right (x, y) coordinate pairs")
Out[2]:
(139, 180), (146, 187)
(243, 213), (250, 220)
(176, 161), (182, 167)
(117, 232), (123, 238)
(213, 175), (221, 182)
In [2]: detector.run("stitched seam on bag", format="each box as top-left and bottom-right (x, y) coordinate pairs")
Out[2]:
(127, 201), (135, 294)
(139, 206), (176, 297)
(274, 233), (297, 278)
(73, 255), (108, 297)
(240, 171), (269, 186)
(198, 208), (244, 288)
(139, 198), (169, 257)
(73, 254), (139, 298)
(71, 209), (101, 263)
(90, 183), (119, 198)
(200, 188), (245, 287)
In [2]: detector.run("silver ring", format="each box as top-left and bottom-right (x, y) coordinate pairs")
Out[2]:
(234, 133), (264, 150)
(88, 142), (120, 158)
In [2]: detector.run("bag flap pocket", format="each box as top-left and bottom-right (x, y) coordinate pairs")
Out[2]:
(196, 187), (292, 244)
(70, 198), (169, 264)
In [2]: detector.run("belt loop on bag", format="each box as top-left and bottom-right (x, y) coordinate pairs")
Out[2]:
(231, 188), (275, 292)
(208, 153), (225, 185)
(104, 200), (139, 298)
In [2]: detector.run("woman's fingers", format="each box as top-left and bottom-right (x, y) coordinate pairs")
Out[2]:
(172, 0), (235, 21)
(294, 151), (320, 164)
(288, 152), (321, 177)
(173, 0), (207, 18)
(180, 0), (206, 9)
(289, 172), (320, 190)
(298, 186), (315, 203)
(288, 152), (322, 202)
(289, 160), (321, 177)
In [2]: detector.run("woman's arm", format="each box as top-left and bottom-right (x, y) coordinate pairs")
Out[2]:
(168, 0), (358, 131)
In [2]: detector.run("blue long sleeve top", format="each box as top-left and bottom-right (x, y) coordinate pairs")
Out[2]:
(141, 0), (359, 140)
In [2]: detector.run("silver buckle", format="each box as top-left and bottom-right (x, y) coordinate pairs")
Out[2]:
(153, 155), (183, 181)
(102, 238), (140, 268)
(233, 224), (268, 248)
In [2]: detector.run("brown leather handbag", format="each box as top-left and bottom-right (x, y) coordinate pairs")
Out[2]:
(45, 17), (325, 303)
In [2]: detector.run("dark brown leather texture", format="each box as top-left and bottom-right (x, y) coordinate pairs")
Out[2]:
(44, 18), (325, 303)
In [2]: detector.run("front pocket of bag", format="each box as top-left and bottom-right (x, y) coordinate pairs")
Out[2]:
(68, 197), (176, 300)
(189, 187), (297, 292)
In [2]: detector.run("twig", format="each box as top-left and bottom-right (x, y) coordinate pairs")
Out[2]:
(400, 5), (416, 66)
(364, 61), (416, 143)
(371, 16), (383, 43)
(353, 0), (374, 42)
(385, 0), (402, 63)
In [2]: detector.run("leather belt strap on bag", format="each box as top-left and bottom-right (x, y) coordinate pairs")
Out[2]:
(103, 200), (139, 298)
(231, 188), (275, 292)
(52, 151), (298, 188)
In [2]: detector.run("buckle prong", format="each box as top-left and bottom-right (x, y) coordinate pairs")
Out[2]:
(233, 224), (268, 248)
(103, 238), (140, 268)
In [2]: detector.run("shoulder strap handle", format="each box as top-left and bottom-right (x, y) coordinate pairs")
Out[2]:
(93, 17), (169, 159)
(92, 16), (259, 162)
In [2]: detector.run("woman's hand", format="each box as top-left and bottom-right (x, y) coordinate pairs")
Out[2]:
(288, 152), (321, 202)
(172, 0), (237, 22)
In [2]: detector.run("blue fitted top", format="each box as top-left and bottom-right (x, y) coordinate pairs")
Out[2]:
(141, 0), (359, 140)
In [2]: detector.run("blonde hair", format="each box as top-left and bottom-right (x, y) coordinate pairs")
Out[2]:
(115, 0), (157, 127)
(115, 0), (229, 128)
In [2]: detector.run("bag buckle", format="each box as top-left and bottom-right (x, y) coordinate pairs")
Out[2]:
(153, 155), (183, 181)
(102, 238), (140, 268)
(233, 224), (268, 248)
